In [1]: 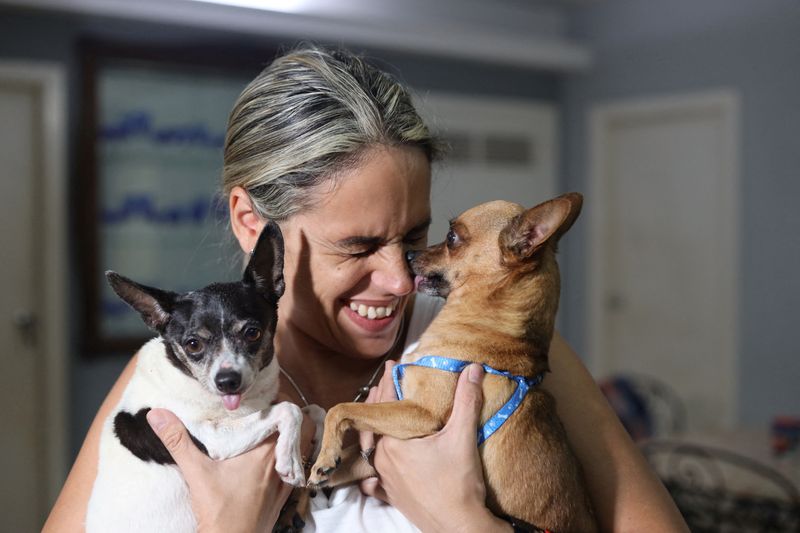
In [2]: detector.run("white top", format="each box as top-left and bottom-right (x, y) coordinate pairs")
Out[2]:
(304, 293), (444, 533)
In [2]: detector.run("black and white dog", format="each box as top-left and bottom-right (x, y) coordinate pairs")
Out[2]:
(86, 222), (315, 532)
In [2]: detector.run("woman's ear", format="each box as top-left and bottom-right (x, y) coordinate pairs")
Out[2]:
(229, 186), (266, 253)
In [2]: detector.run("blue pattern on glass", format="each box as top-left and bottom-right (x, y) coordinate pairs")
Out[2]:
(392, 355), (544, 446)
(102, 194), (228, 225)
(100, 110), (226, 147)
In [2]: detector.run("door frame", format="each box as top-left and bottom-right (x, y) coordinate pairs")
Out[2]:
(586, 90), (740, 423)
(0, 61), (68, 504)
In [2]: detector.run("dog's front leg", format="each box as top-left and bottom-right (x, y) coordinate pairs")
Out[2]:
(269, 402), (308, 486)
(190, 402), (306, 485)
(308, 400), (442, 486)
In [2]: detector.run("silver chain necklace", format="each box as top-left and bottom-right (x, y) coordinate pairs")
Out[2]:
(278, 314), (406, 407)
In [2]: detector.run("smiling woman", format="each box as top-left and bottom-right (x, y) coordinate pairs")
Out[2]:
(251, 146), (431, 362)
(222, 46), (441, 411)
(46, 45), (688, 533)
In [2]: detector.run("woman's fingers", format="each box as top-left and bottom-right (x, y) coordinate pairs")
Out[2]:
(358, 364), (490, 530)
(443, 364), (484, 438)
(360, 361), (398, 458)
(359, 475), (388, 502)
(143, 406), (308, 531)
(146, 408), (210, 477)
(377, 360), (399, 402)
(358, 362), (398, 501)
(358, 386), (382, 498)
(359, 386), (379, 452)
(364, 359), (490, 505)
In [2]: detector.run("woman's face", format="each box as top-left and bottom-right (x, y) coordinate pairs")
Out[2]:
(278, 145), (431, 360)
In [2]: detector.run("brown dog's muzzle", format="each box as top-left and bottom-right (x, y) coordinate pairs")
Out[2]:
(405, 248), (451, 297)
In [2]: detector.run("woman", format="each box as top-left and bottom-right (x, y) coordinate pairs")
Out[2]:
(45, 46), (687, 532)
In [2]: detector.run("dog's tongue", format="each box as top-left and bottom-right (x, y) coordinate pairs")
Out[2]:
(414, 275), (425, 292)
(222, 394), (241, 411)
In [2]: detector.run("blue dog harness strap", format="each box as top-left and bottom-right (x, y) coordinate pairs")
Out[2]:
(392, 355), (544, 446)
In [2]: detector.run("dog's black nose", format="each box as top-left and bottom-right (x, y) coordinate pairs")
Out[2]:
(215, 370), (242, 394)
(405, 250), (420, 265)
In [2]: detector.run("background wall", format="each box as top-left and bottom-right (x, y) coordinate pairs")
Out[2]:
(559, 0), (800, 427)
(0, 5), (560, 457)
(2, 0), (798, 470)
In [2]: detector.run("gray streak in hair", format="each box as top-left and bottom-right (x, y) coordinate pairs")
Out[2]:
(222, 45), (442, 222)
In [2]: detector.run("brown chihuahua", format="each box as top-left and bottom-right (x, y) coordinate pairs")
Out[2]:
(307, 193), (596, 532)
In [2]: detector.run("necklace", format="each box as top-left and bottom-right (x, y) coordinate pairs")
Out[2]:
(279, 314), (406, 408)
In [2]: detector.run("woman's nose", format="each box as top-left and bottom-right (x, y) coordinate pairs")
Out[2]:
(374, 247), (414, 296)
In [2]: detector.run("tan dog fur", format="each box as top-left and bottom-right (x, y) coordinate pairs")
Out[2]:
(308, 193), (596, 531)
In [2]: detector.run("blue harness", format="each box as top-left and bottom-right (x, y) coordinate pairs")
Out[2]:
(392, 355), (544, 446)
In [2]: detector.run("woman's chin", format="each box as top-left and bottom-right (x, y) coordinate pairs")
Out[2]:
(338, 315), (403, 358)
(348, 332), (400, 359)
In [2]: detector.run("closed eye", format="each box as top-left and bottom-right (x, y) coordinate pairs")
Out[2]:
(338, 217), (431, 257)
(349, 246), (378, 258)
(403, 230), (427, 248)
(337, 236), (382, 259)
(402, 219), (431, 248)
(350, 250), (375, 259)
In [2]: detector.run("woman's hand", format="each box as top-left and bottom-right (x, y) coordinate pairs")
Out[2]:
(146, 403), (314, 533)
(359, 361), (511, 533)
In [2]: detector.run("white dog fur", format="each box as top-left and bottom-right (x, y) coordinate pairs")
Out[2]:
(85, 338), (309, 533)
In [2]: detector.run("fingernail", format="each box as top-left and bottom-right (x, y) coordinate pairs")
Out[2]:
(468, 364), (484, 383)
(146, 409), (168, 432)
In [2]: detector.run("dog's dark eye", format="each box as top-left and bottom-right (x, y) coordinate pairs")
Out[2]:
(184, 338), (204, 355)
(446, 229), (459, 249)
(243, 326), (262, 342)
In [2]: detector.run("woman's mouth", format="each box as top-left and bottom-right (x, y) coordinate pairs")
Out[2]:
(348, 301), (396, 319)
(344, 299), (400, 332)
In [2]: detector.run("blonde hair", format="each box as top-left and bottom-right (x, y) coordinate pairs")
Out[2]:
(222, 46), (442, 221)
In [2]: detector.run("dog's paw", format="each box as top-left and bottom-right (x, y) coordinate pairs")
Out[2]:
(306, 454), (341, 488)
(276, 449), (306, 487)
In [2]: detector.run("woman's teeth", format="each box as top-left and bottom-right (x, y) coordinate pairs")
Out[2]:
(349, 301), (394, 320)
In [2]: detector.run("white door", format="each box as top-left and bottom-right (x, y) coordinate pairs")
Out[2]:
(416, 93), (557, 241)
(588, 91), (739, 431)
(0, 63), (67, 531)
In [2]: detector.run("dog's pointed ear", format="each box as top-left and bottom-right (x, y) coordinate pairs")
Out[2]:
(500, 192), (583, 263)
(105, 271), (176, 332)
(243, 220), (285, 298)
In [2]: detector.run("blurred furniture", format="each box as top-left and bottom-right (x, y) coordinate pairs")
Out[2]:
(642, 439), (800, 532)
(600, 373), (687, 441)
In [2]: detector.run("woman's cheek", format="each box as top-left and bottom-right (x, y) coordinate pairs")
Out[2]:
(333, 261), (371, 290)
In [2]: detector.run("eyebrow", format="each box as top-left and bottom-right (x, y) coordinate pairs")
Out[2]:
(336, 217), (432, 248)
(337, 235), (383, 249)
(406, 217), (433, 237)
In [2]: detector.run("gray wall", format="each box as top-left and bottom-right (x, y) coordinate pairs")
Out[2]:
(0, 5), (559, 458)
(559, 0), (800, 427)
(10, 0), (794, 462)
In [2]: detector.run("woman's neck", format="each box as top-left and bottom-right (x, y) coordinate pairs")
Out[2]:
(274, 322), (401, 410)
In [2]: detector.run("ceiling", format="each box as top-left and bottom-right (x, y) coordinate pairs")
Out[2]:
(1, 0), (592, 70)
